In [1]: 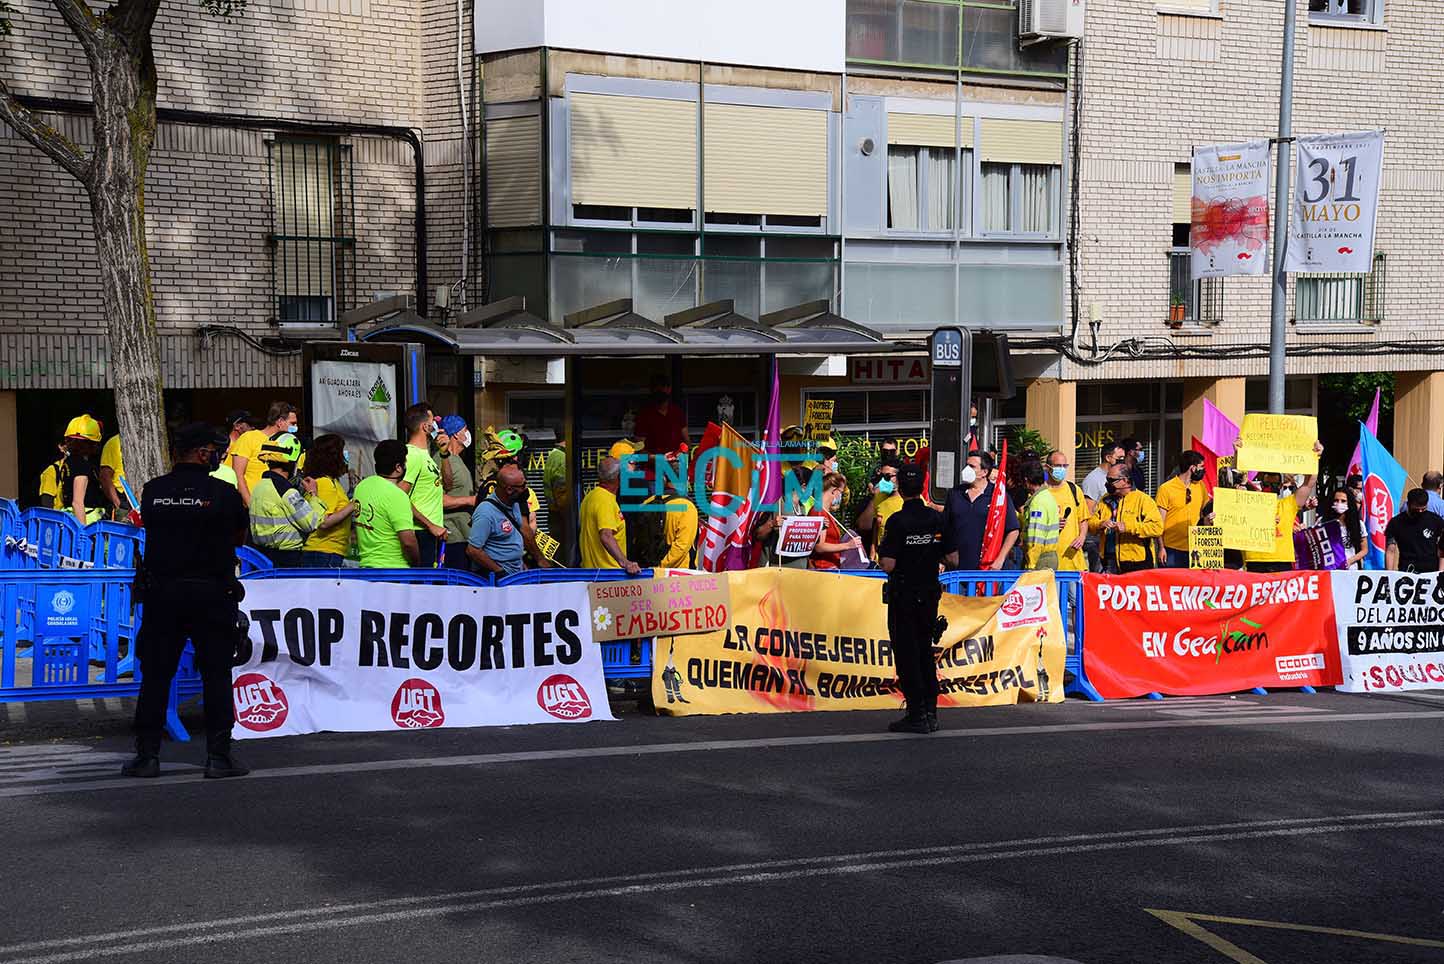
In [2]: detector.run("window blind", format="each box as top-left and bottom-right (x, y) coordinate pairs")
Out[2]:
(569, 92), (698, 210)
(887, 112), (974, 149)
(978, 118), (1064, 166)
(1173, 164), (1193, 225)
(703, 102), (828, 217)
(485, 115), (542, 227)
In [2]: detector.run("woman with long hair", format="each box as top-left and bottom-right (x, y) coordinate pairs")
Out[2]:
(1329, 487), (1369, 569)
(301, 434), (357, 567)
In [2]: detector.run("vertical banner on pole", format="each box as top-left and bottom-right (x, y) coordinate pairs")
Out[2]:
(1190, 140), (1271, 279)
(1284, 130), (1385, 274)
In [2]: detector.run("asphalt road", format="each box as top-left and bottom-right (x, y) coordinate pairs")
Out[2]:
(1, 690), (1443, 964)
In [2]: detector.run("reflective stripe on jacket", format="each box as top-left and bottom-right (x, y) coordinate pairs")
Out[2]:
(250, 477), (324, 550)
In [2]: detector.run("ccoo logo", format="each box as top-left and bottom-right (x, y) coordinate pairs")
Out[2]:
(233, 673), (289, 731)
(538, 674), (593, 720)
(391, 678), (446, 728)
(1364, 476), (1393, 553)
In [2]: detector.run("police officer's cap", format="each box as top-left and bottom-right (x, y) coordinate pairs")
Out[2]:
(173, 422), (228, 454)
(225, 409), (256, 430)
(897, 463), (925, 490)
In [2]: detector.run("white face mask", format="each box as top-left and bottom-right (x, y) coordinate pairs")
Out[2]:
(458, 431), (472, 450)
(959, 466), (978, 485)
(1333, 502), (1349, 515)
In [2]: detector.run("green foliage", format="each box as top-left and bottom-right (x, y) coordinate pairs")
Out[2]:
(0, 0), (12, 36)
(1320, 373), (1393, 422)
(1008, 426), (1053, 459)
(834, 435), (878, 525)
(199, 0), (248, 17)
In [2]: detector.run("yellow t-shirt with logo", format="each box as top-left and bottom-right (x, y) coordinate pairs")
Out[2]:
(304, 477), (352, 557)
(1049, 480), (1090, 572)
(230, 429), (271, 492)
(1156, 476), (1206, 552)
(579, 485), (626, 569)
(1243, 496), (1299, 565)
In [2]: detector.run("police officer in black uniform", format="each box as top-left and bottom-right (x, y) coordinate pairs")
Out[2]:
(877, 463), (949, 734)
(122, 423), (251, 779)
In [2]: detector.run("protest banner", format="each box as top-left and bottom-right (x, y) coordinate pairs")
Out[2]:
(1211, 488), (1279, 553)
(1190, 140), (1270, 279)
(587, 570), (731, 642)
(804, 399), (834, 440)
(1284, 130), (1384, 274)
(1082, 569), (1341, 699)
(1331, 571), (1444, 693)
(231, 579), (613, 738)
(652, 568), (1065, 715)
(1294, 520), (1350, 571)
(1188, 526), (1224, 570)
(776, 516), (826, 558)
(1234, 414), (1319, 475)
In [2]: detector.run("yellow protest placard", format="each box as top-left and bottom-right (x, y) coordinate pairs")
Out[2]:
(804, 399), (834, 440)
(533, 530), (560, 563)
(1235, 414), (1319, 475)
(1212, 488), (1278, 553)
(1188, 525), (1225, 570)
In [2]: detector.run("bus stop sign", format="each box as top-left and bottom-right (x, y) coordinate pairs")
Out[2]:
(928, 327), (971, 504)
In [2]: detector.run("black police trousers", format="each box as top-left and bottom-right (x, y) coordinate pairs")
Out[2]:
(133, 581), (238, 748)
(886, 583), (941, 718)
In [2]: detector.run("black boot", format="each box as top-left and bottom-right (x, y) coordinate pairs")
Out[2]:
(887, 713), (930, 735)
(203, 732), (250, 779)
(120, 734), (161, 778)
(926, 711), (940, 733)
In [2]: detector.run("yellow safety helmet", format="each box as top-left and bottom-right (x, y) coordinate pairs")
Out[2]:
(63, 415), (102, 442)
(258, 433), (303, 465)
(609, 439), (639, 460)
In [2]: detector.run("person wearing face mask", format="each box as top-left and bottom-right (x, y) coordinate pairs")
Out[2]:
(1156, 451), (1208, 568)
(1090, 463), (1163, 574)
(878, 463), (949, 733)
(636, 374), (690, 457)
(1119, 437), (1148, 494)
(467, 464), (535, 577)
(1045, 450), (1089, 572)
(228, 401), (299, 508)
(1384, 488), (1444, 573)
(1327, 488), (1369, 570)
(437, 415), (480, 571)
(300, 433), (357, 568)
(1082, 442), (1125, 507)
(809, 473), (862, 570)
(941, 451), (1020, 571)
(1020, 462), (1061, 571)
(856, 463), (902, 562)
(353, 440), (421, 569)
(1242, 441), (1323, 574)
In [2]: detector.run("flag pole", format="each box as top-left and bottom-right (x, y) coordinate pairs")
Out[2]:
(1266, 0), (1299, 415)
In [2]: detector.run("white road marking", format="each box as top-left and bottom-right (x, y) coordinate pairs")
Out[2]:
(0, 708), (1439, 800)
(0, 810), (1440, 964)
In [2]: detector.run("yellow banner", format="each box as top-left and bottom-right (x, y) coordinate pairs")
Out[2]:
(1235, 414), (1319, 475)
(1212, 488), (1278, 553)
(652, 568), (1066, 715)
(1188, 525), (1225, 569)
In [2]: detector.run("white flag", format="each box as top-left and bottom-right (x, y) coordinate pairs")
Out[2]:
(1190, 140), (1271, 280)
(1284, 130), (1384, 274)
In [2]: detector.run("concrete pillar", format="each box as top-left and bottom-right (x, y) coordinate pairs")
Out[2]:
(1025, 378), (1077, 468)
(1394, 371), (1444, 483)
(1182, 376), (1246, 450)
(0, 391), (15, 500)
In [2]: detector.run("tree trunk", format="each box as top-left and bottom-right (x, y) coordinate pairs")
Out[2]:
(87, 24), (167, 492)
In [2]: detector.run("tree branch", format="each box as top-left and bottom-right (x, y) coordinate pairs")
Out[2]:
(110, 0), (161, 40)
(0, 78), (92, 184)
(48, 0), (102, 52)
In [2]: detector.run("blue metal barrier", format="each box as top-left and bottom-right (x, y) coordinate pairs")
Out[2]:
(21, 509), (92, 570)
(89, 521), (144, 569)
(0, 500), (22, 568)
(235, 546), (274, 574)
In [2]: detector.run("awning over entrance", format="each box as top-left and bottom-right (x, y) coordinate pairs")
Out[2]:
(345, 296), (908, 356)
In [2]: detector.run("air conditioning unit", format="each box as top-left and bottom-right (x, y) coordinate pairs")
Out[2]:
(1019, 0), (1085, 43)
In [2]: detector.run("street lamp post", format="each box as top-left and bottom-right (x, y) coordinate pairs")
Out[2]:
(1266, 0), (1299, 415)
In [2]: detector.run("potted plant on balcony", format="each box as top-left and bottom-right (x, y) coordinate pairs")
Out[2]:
(1168, 295), (1186, 326)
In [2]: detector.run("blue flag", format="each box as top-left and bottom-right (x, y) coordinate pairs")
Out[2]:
(1358, 422), (1406, 571)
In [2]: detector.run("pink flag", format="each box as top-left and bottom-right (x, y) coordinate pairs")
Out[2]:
(1346, 388), (1381, 479)
(1201, 399), (1240, 459)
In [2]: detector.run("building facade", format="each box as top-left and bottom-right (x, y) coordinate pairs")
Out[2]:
(4, 0), (1441, 504)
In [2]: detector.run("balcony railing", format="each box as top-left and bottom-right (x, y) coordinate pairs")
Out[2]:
(1167, 249), (1223, 325)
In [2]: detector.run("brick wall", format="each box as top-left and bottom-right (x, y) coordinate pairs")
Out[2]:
(1070, 0), (1444, 382)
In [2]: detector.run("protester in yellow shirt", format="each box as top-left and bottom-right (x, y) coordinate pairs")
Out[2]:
(1155, 451), (1207, 568)
(1045, 450), (1090, 572)
(38, 443), (67, 510)
(856, 463), (902, 561)
(1242, 443), (1323, 574)
(300, 434), (357, 567)
(579, 457), (640, 573)
(99, 433), (129, 518)
(1091, 464), (1164, 573)
(229, 401), (299, 507)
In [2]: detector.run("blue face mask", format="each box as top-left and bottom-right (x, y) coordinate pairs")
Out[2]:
(1135, 449), (1146, 465)
(343, 450), (351, 466)
(286, 425), (298, 435)
(1050, 466), (1068, 483)
(877, 479), (896, 496)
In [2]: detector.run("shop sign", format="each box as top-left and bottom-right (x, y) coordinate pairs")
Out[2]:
(850, 357), (929, 385)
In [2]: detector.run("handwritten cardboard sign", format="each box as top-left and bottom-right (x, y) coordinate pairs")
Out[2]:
(533, 530), (560, 563)
(1235, 414), (1319, 475)
(1188, 525), (1225, 570)
(587, 571), (732, 641)
(1212, 488), (1279, 553)
(777, 516), (826, 558)
(804, 399), (834, 440)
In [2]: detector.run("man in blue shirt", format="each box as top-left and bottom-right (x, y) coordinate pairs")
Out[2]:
(941, 451), (1019, 571)
(1424, 471), (1444, 518)
(466, 464), (528, 576)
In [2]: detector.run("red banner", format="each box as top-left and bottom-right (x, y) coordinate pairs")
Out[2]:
(1082, 570), (1341, 699)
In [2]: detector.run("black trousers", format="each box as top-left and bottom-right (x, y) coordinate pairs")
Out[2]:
(133, 581), (238, 748)
(886, 583), (941, 718)
(416, 529), (439, 568)
(1246, 561), (1294, 574)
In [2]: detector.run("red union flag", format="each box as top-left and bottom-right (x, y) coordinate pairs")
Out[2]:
(698, 423), (764, 572)
(1190, 140), (1271, 280)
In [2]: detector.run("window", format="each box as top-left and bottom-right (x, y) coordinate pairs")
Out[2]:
(1308, 0), (1381, 24)
(1167, 249), (1223, 325)
(1295, 253), (1386, 325)
(268, 139), (354, 323)
(980, 163), (1060, 235)
(887, 146), (971, 231)
(846, 0), (1067, 75)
